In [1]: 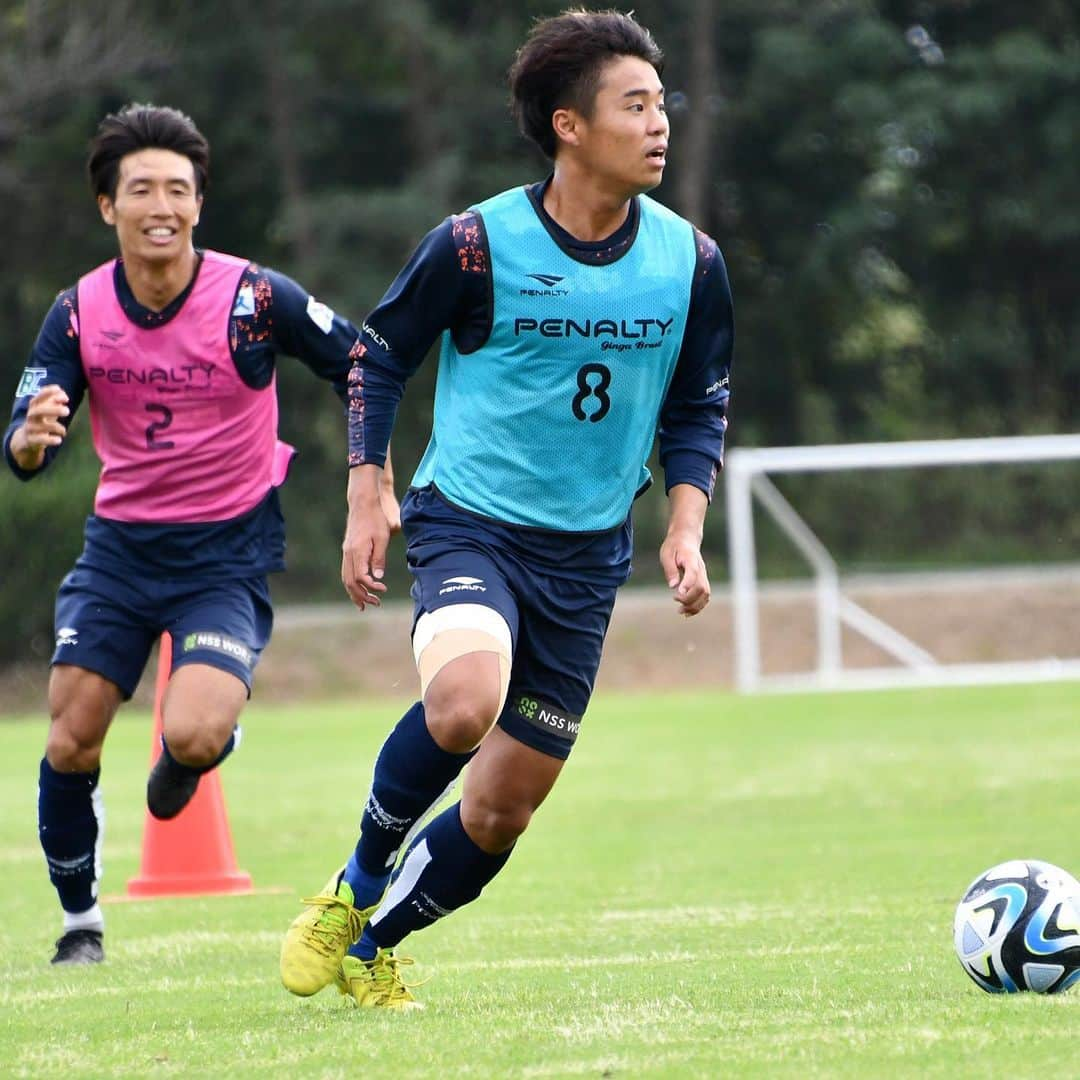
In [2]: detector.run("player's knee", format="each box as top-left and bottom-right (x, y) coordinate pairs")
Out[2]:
(164, 724), (228, 768)
(424, 687), (500, 753)
(45, 714), (105, 773)
(460, 797), (532, 854)
(46, 668), (117, 771)
(414, 607), (512, 753)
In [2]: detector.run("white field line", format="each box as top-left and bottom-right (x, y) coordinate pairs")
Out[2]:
(2, 941), (859, 1007)
(522, 1057), (639, 1079)
(441, 942), (855, 975)
(1, 972), (263, 1007)
(112, 929), (285, 954)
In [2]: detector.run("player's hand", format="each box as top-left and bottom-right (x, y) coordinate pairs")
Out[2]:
(659, 531), (711, 617)
(10, 384), (69, 469)
(341, 473), (391, 610)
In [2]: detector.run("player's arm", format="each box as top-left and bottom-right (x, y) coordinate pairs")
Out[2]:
(342, 216), (481, 609)
(3, 290), (86, 479)
(656, 232), (735, 617)
(240, 267), (359, 404)
(661, 484), (711, 616)
(234, 267), (403, 534)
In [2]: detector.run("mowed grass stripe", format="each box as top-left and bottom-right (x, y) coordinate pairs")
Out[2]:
(4, 683), (1080, 1078)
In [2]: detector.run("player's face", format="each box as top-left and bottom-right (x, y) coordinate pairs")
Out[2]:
(571, 55), (668, 195)
(98, 149), (202, 265)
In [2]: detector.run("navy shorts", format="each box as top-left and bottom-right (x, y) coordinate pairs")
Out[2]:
(403, 486), (629, 760)
(52, 564), (273, 699)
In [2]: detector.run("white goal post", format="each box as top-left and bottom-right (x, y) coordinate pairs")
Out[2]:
(724, 433), (1080, 693)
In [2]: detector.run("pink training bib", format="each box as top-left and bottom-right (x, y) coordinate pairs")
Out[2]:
(77, 251), (292, 523)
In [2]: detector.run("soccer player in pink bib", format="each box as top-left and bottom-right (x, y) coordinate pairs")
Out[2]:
(3, 105), (397, 966)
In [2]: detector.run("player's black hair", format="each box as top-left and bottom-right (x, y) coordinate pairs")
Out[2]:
(88, 104), (210, 200)
(508, 8), (664, 160)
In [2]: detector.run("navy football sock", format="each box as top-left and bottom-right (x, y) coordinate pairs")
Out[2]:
(38, 757), (104, 917)
(343, 702), (475, 906)
(350, 802), (512, 958)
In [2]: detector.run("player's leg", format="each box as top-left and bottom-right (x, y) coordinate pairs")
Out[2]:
(278, 643), (508, 1000)
(278, 617), (514, 993)
(280, 559), (516, 998)
(348, 726), (569, 957)
(339, 571), (616, 1007)
(335, 735), (565, 1010)
(345, 485), (518, 902)
(147, 663), (248, 819)
(40, 567), (156, 964)
(341, 601), (515, 903)
(42, 665), (122, 965)
(146, 577), (272, 820)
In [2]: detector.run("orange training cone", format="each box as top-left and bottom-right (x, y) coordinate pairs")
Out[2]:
(126, 633), (253, 898)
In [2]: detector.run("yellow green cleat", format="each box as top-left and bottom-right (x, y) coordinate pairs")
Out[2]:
(335, 949), (425, 1010)
(280, 869), (375, 996)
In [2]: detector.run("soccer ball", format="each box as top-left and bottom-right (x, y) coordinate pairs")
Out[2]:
(953, 859), (1080, 994)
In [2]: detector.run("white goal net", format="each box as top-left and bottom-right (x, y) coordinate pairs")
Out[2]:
(724, 434), (1080, 693)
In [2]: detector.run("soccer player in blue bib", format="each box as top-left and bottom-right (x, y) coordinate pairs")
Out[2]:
(280, 9), (733, 1008)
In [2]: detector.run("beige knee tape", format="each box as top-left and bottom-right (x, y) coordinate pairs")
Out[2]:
(413, 604), (513, 709)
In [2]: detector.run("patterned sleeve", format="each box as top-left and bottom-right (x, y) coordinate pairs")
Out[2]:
(229, 265), (359, 404)
(346, 214), (489, 467)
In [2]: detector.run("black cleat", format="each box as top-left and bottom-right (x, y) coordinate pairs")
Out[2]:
(147, 754), (201, 820)
(51, 929), (104, 965)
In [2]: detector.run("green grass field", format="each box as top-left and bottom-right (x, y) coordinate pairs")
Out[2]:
(4, 683), (1080, 1077)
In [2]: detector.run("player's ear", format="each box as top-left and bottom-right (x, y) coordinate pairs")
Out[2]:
(194, 194), (203, 228)
(98, 193), (116, 226)
(552, 108), (581, 150)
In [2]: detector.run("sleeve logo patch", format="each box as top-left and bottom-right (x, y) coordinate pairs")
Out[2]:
(232, 283), (256, 317)
(306, 295), (335, 334)
(16, 367), (48, 398)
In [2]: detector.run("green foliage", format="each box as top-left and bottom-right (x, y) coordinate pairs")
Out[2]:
(0, 427), (97, 664)
(2, 1), (1079, 666)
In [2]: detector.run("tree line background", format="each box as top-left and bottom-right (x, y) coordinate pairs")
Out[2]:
(1, 0), (1078, 667)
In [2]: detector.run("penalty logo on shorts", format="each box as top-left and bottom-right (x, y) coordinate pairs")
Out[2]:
(438, 576), (487, 596)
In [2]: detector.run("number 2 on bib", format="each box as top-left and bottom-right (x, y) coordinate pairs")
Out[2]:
(144, 402), (175, 450)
